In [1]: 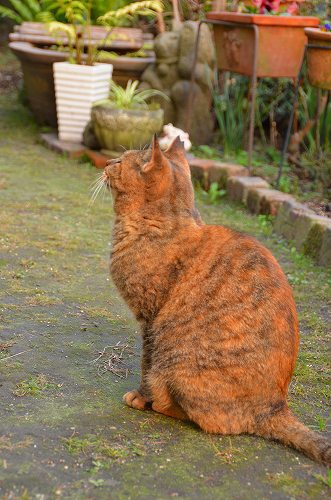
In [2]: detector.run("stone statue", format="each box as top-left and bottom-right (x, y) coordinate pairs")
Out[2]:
(140, 21), (216, 145)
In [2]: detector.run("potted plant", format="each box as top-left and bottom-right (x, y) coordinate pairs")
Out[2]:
(51, 1), (112, 142)
(91, 79), (167, 152)
(8, 2), (163, 129)
(305, 21), (331, 90)
(207, 1), (319, 78)
(9, 24), (153, 127)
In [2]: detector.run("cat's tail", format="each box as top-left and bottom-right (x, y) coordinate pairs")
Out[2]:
(255, 407), (331, 466)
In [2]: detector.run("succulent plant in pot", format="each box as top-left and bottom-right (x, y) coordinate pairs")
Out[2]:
(91, 79), (168, 153)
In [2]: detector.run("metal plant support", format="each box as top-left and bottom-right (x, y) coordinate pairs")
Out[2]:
(187, 19), (259, 172)
(277, 43), (331, 186)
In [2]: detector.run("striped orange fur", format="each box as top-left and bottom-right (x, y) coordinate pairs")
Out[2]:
(103, 136), (330, 465)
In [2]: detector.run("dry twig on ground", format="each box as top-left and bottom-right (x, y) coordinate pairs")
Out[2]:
(91, 340), (136, 378)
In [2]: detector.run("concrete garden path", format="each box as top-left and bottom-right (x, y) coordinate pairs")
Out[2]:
(0, 55), (330, 499)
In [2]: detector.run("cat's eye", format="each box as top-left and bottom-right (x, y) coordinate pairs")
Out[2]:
(109, 159), (121, 165)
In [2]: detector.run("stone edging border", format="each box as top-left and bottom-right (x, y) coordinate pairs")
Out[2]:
(39, 133), (331, 268)
(188, 157), (331, 268)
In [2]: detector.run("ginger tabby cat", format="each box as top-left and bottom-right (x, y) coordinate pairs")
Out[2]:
(103, 136), (330, 465)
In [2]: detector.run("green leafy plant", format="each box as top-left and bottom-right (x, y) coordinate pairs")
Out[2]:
(314, 470), (331, 488)
(91, 1), (130, 21)
(0, 0), (54, 23)
(105, 79), (168, 109)
(315, 415), (326, 431)
(199, 182), (226, 205)
(88, 478), (105, 487)
(13, 374), (57, 396)
(207, 182), (226, 205)
(191, 144), (222, 160)
(46, 0), (93, 64)
(213, 75), (248, 154)
(46, 1), (163, 65)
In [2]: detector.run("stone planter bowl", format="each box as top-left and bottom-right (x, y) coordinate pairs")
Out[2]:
(91, 104), (164, 152)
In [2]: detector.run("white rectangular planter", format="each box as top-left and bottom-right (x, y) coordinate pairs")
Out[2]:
(53, 62), (112, 143)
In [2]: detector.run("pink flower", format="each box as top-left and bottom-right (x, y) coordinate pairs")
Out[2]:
(264, 0), (281, 12)
(286, 2), (299, 15)
(253, 0), (281, 13)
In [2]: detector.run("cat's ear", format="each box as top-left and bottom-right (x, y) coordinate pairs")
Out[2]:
(165, 136), (186, 164)
(142, 134), (168, 173)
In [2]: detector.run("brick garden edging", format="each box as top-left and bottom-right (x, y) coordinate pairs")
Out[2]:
(40, 133), (331, 268)
(187, 157), (331, 268)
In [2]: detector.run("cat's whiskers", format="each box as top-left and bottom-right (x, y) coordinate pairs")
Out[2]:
(90, 174), (104, 189)
(89, 175), (107, 206)
(90, 176), (104, 194)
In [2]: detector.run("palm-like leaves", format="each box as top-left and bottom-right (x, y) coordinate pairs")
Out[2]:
(108, 79), (168, 109)
(0, 6), (22, 23)
(0, 0), (55, 23)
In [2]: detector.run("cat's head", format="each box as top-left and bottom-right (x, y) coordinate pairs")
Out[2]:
(103, 135), (195, 217)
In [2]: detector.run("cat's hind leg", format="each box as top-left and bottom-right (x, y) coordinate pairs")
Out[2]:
(149, 376), (189, 421)
(152, 401), (188, 420)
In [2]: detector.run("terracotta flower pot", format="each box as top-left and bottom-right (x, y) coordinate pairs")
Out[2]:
(9, 41), (66, 126)
(91, 104), (164, 152)
(305, 28), (331, 90)
(206, 12), (319, 78)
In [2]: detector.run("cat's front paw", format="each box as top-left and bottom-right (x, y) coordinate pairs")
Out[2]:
(123, 390), (150, 410)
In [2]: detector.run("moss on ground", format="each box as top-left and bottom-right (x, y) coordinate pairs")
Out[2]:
(0, 47), (330, 499)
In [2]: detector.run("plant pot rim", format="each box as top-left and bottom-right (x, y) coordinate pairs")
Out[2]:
(10, 41), (154, 70)
(99, 55), (155, 70)
(92, 104), (163, 116)
(9, 41), (67, 63)
(53, 61), (112, 72)
(304, 28), (331, 41)
(206, 12), (319, 27)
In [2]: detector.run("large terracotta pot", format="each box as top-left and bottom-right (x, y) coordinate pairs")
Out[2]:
(91, 104), (164, 152)
(206, 12), (319, 78)
(305, 28), (331, 90)
(9, 41), (65, 126)
(9, 41), (155, 127)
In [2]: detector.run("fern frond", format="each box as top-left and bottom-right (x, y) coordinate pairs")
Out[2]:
(48, 20), (75, 44)
(36, 10), (55, 22)
(98, 0), (163, 25)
